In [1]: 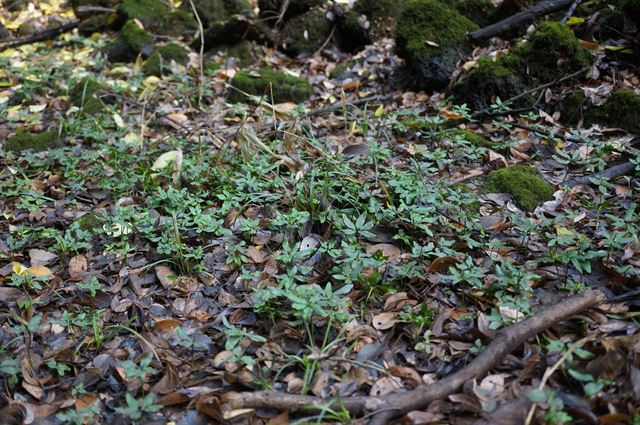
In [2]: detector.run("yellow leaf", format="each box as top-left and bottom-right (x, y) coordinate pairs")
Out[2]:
(374, 104), (384, 118)
(143, 76), (161, 90)
(151, 150), (182, 172)
(113, 113), (125, 128)
(567, 16), (585, 25)
(12, 263), (28, 276)
(555, 226), (574, 237)
(122, 132), (142, 146)
(29, 104), (47, 113)
(27, 265), (53, 277)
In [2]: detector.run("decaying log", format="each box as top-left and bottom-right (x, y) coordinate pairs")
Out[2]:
(469, 0), (574, 40)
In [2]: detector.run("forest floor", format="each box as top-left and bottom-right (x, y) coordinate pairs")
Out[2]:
(1, 1), (640, 425)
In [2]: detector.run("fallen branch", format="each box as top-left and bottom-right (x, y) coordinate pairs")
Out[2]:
(0, 21), (78, 51)
(222, 289), (606, 424)
(469, 0), (574, 40)
(563, 161), (637, 187)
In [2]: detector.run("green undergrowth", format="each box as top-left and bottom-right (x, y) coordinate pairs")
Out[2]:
(229, 68), (313, 103)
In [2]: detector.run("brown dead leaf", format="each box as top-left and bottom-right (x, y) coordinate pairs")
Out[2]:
(246, 246), (266, 263)
(366, 243), (402, 260)
(27, 265), (53, 277)
(427, 256), (458, 274)
(68, 255), (88, 277)
(153, 362), (179, 394)
(372, 312), (398, 330)
(370, 376), (402, 396)
(155, 265), (177, 289)
(29, 249), (57, 266)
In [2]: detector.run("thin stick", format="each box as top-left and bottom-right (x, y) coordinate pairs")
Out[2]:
(222, 289), (606, 424)
(524, 336), (593, 425)
(189, 0), (205, 107)
(0, 20), (78, 51)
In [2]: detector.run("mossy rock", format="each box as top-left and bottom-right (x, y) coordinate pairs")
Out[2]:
(224, 41), (258, 67)
(78, 14), (116, 35)
(195, 15), (267, 51)
(180, 0), (253, 27)
(336, 0), (405, 52)
(452, 58), (528, 110)
(586, 89), (640, 134)
(451, 0), (496, 27)
(502, 21), (592, 83)
(104, 20), (155, 62)
(559, 89), (590, 125)
(143, 43), (190, 76)
(229, 69), (312, 103)
(4, 130), (60, 153)
(71, 77), (108, 115)
(483, 165), (554, 211)
(395, 0), (478, 90)
(280, 8), (332, 56)
(117, 0), (197, 37)
(258, 0), (322, 24)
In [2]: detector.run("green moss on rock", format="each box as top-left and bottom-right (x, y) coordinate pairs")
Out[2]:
(118, 0), (196, 36)
(503, 21), (592, 83)
(560, 89), (589, 124)
(104, 20), (155, 62)
(395, 0), (478, 90)
(586, 89), (640, 133)
(451, 0), (496, 26)
(71, 77), (107, 115)
(452, 129), (493, 149)
(280, 9), (331, 56)
(229, 69), (312, 103)
(196, 15), (267, 52)
(143, 43), (189, 75)
(484, 165), (554, 211)
(5, 130), (59, 153)
(181, 0), (253, 27)
(452, 58), (527, 110)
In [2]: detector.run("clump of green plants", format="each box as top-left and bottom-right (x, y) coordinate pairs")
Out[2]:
(142, 43), (189, 76)
(483, 165), (555, 211)
(229, 68), (312, 103)
(4, 130), (60, 153)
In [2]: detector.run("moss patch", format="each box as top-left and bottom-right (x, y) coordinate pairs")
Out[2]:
(71, 77), (107, 115)
(560, 89), (590, 125)
(196, 15), (267, 51)
(483, 165), (554, 211)
(104, 20), (155, 62)
(118, 0), (196, 36)
(229, 69), (312, 103)
(395, 0), (478, 90)
(452, 58), (527, 110)
(280, 9), (331, 56)
(143, 43), (189, 76)
(586, 89), (640, 133)
(502, 21), (592, 83)
(5, 130), (59, 153)
(451, 0), (496, 26)
(181, 0), (253, 27)
(451, 129), (493, 149)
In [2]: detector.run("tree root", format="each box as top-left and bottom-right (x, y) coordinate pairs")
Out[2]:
(222, 289), (606, 424)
